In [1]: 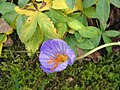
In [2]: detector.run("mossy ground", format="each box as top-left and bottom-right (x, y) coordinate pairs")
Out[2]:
(0, 33), (120, 90)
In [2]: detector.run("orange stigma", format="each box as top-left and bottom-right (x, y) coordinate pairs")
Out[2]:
(47, 54), (68, 70)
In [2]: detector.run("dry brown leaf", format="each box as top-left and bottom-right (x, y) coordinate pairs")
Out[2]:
(0, 18), (13, 35)
(3, 36), (13, 47)
(66, 77), (74, 82)
(84, 51), (101, 63)
(77, 47), (83, 56)
(40, 1), (47, 9)
(77, 47), (83, 63)
(109, 8), (120, 26)
(112, 32), (120, 53)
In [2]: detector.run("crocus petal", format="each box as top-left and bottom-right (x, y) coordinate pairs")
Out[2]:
(51, 39), (68, 53)
(40, 66), (53, 73)
(54, 61), (68, 72)
(39, 50), (56, 68)
(40, 40), (52, 51)
(66, 47), (76, 66)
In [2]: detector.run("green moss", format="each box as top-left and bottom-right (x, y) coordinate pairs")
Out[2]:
(0, 33), (120, 90)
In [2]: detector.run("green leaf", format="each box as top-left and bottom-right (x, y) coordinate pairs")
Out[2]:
(19, 12), (38, 43)
(103, 30), (120, 37)
(52, 0), (68, 9)
(0, 2), (16, 14)
(37, 12), (59, 39)
(2, 11), (18, 25)
(0, 34), (7, 43)
(83, 7), (97, 18)
(50, 9), (70, 22)
(90, 35), (101, 47)
(78, 26), (101, 38)
(15, 6), (35, 16)
(0, 0), (6, 3)
(102, 35), (112, 52)
(16, 15), (27, 36)
(45, 12), (58, 23)
(2, 11), (18, 29)
(67, 18), (84, 30)
(65, 35), (78, 55)
(75, 0), (83, 11)
(25, 26), (43, 57)
(55, 22), (67, 38)
(18, 0), (30, 8)
(78, 14), (88, 26)
(66, 0), (75, 10)
(96, 0), (110, 26)
(74, 31), (85, 43)
(10, 16), (18, 29)
(110, 0), (120, 8)
(0, 34), (7, 56)
(83, 0), (95, 8)
(68, 12), (81, 19)
(76, 39), (94, 49)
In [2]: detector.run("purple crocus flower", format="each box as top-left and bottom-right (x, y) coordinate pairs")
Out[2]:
(39, 39), (76, 73)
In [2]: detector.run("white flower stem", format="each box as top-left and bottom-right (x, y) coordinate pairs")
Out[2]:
(76, 41), (120, 61)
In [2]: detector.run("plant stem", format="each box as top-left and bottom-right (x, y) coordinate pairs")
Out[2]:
(76, 41), (120, 61)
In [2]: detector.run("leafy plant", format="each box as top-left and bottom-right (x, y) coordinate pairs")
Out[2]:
(0, 0), (120, 57)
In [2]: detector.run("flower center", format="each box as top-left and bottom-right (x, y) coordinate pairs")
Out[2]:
(55, 54), (68, 63)
(47, 54), (68, 71)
